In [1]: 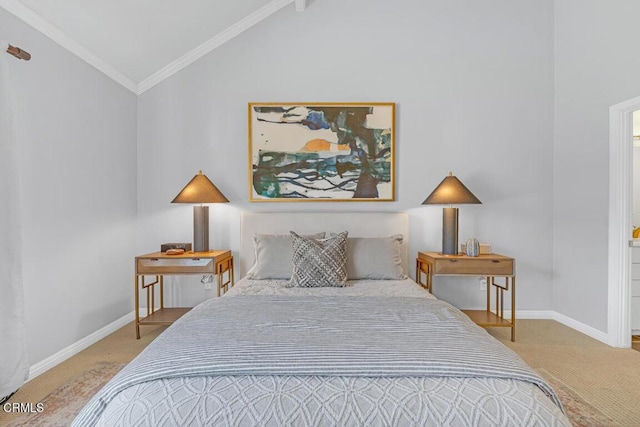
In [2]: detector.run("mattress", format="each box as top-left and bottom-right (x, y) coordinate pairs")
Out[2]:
(74, 279), (570, 427)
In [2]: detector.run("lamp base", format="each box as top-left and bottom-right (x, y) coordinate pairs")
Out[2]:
(442, 207), (459, 255)
(193, 206), (209, 252)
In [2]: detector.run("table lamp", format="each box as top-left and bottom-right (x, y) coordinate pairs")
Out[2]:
(172, 171), (229, 252)
(422, 172), (481, 255)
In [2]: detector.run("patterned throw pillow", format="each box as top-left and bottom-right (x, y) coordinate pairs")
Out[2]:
(288, 231), (348, 288)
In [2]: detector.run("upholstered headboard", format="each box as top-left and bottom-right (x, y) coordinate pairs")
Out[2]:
(239, 212), (409, 277)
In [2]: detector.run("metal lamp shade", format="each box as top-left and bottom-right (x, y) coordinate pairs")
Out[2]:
(422, 172), (481, 255)
(172, 171), (229, 252)
(171, 171), (229, 204)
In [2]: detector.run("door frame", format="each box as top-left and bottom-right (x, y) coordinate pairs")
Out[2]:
(608, 95), (640, 347)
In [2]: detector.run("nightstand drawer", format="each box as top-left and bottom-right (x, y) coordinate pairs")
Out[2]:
(136, 257), (215, 274)
(432, 258), (514, 276)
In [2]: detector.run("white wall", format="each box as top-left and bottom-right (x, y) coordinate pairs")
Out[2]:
(138, 0), (555, 310)
(5, 0), (638, 371)
(553, 0), (640, 333)
(0, 9), (138, 365)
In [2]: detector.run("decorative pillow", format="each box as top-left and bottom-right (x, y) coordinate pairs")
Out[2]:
(288, 231), (348, 288)
(246, 232), (325, 279)
(330, 234), (406, 279)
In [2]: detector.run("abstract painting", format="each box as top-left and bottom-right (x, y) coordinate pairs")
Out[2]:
(249, 103), (395, 201)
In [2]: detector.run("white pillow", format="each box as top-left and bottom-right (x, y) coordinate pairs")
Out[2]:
(341, 234), (406, 280)
(246, 232), (325, 279)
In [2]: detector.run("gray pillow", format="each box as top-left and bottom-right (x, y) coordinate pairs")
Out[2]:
(288, 231), (348, 288)
(246, 232), (325, 279)
(338, 234), (406, 279)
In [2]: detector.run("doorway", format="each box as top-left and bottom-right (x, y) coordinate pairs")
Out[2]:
(632, 110), (640, 350)
(630, 110), (640, 351)
(608, 95), (640, 348)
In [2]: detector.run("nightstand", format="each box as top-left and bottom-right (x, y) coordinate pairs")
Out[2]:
(416, 252), (516, 341)
(134, 250), (234, 338)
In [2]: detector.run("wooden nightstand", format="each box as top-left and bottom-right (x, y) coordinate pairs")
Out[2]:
(134, 250), (234, 338)
(416, 252), (516, 341)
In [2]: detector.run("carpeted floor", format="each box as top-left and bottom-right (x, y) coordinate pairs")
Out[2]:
(0, 323), (165, 427)
(5, 362), (125, 427)
(2, 320), (640, 426)
(535, 368), (617, 426)
(489, 321), (640, 426)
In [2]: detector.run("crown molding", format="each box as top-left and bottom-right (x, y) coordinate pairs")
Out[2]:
(2, 0), (304, 95)
(295, 0), (307, 12)
(137, 0), (295, 94)
(0, 0), (138, 93)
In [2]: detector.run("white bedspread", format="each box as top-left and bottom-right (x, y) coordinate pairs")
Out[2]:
(74, 279), (570, 427)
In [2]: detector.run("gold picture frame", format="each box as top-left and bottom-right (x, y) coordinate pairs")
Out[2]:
(248, 102), (395, 202)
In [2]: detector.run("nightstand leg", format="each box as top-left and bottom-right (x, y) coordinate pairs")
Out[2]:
(486, 276), (490, 312)
(231, 262), (235, 287)
(134, 275), (140, 339)
(428, 264), (436, 293)
(216, 273), (221, 298)
(511, 276), (516, 342)
(216, 257), (235, 297)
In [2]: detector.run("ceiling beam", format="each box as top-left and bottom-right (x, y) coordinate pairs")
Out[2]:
(295, 0), (307, 12)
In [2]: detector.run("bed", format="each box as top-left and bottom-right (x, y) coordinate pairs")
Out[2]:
(73, 213), (570, 426)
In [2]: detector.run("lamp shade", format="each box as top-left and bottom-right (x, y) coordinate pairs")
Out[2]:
(422, 172), (481, 205)
(171, 171), (229, 204)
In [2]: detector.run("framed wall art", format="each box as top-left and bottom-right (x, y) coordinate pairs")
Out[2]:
(248, 102), (395, 202)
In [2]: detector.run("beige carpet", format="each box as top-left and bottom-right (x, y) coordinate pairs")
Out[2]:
(4, 362), (125, 427)
(535, 368), (617, 426)
(2, 320), (640, 426)
(489, 320), (640, 426)
(0, 324), (165, 426)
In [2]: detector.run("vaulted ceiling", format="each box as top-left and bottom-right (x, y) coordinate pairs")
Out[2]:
(1, 0), (307, 93)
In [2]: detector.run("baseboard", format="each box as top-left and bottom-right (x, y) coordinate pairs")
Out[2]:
(501, 309), (609, 345)
(508, 310), (557, 319)
(550, 311), (609, 344)
(28, 310), (136, 380)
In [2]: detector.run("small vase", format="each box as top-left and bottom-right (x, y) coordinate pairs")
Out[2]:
(466, 238), (480, 257)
